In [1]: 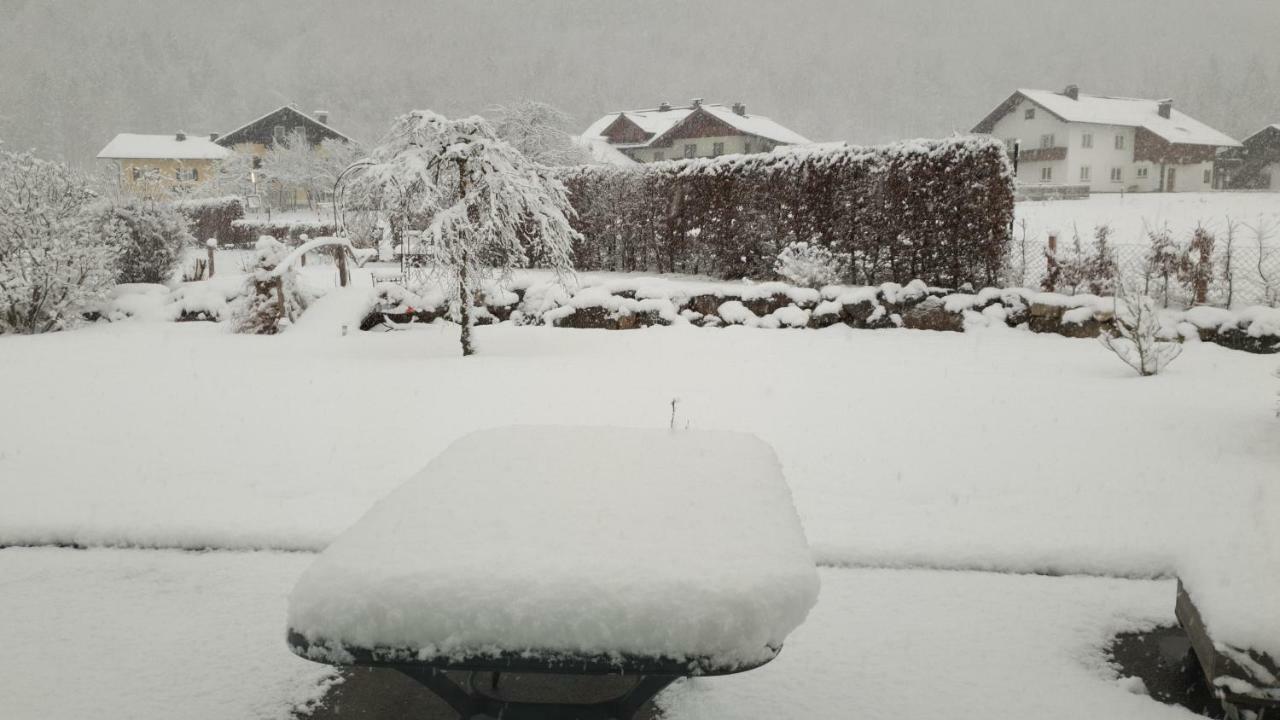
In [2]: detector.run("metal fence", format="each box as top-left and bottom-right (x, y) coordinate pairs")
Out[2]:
(1003, 239), (1280, 308)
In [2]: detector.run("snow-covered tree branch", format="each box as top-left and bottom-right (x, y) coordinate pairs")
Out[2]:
(489, 101), (593, 166)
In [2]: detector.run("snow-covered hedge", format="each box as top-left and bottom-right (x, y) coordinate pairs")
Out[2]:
(555, 136), (1014, 286)
(229, 218), (336, 246)
(173, 196), (244, 246)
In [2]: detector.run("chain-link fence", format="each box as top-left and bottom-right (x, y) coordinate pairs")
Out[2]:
(1003, 238), (1280, 308)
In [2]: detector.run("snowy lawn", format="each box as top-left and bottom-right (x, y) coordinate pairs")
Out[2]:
(1015, 192), (1280, 245)
(0, 547), (337, 720)
(0, 320), (1275, 579)
(0, 548), (1196, 720)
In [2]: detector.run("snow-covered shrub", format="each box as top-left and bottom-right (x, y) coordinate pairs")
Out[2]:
(0, 149), (118, 333)
(231, 236), (303, 334)
(1144, 225), (1181, 308)
(774, 240), (850, 288)
(1084, 225), (1119, 296)
(1099, 286), (1182, 377)
(172, 196), (244, 246)
(1178, 226), (1215, 306)
(91, 200), (194, 284)
(489, 100), (593, 166)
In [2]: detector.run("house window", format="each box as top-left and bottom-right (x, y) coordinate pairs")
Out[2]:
(1114, 134), (1125, 150)
(1041, 166), (1053, 182)
(1040, 134), (1055, 149)
(252, 156), (262, 169)
(1203, 169), (1212, 184)
(130, 167), (141, 181)
(273, 125), (286, 144)
(712, 142), (725, 156)
(1136, 167), (1149, 179)
(1110, 167), (1123, 182)
(683, 143), (696, 158)
(1025, 108), (1036, 120)
(1081, 133), (1093, 149)
(1080, 166), (1091, 181)
(744, 141), (753, 153)
(653, 151), (664, 161)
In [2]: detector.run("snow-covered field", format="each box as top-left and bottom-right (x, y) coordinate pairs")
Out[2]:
(1015, 192), (1280, 246)
(1, 321), (1274, 578)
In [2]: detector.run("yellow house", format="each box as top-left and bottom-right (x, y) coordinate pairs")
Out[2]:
(96, 132), (229, 197)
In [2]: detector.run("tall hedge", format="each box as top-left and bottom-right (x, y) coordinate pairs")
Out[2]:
(554, 136), (1014, 287)
(173, 196), (244, 245)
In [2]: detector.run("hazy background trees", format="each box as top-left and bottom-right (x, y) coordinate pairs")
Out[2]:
(2, 0), (1278, 166)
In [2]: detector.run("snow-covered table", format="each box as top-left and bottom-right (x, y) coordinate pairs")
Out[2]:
(287, 426), (820, 719)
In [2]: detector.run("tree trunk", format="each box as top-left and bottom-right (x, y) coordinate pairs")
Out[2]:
(457, 158), (474, 357)
(206, 243), (216, 278)
(334, 245), (349, 287)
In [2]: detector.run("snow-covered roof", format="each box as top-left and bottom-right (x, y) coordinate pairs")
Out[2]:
(573, 135), (638, 166)
(96, 133), (230, 160)
(584, 103), (812, 148)
(216, 105), (355, 147)
(985, 89), (1240, 148)
(287, 425), (819, 669)
(1242, 124), (1280, 145)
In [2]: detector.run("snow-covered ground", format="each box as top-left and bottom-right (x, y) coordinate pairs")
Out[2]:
(0, 321), (1274, 580)
(1015, 192), (1280, 246)
(0, 548), (1195, 720)
(0, 547), (337, 720)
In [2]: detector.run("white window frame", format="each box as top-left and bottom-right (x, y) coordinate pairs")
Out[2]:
(1203, 169), (1212, 184)
(1114, 134), (1126, 150)
(1110, 167), (1123, 183)
(683, 143), (697, 159)
(1079, 165), (1091, 181)
(1040, 134), (1055, 149)
(1136, 167), (1149, 179)
(712, 142), (725, 156)
(1081, 133), (1093, 149)
(1041, 166), (1053, 182)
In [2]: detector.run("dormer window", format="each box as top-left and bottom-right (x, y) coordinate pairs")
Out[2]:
(1025, 108), (1036, 120)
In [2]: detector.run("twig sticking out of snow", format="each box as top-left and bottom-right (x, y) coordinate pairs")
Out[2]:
(1099, 285), (1182, 376)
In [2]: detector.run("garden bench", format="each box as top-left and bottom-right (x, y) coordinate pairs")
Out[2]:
(287, 425), (820, 720)
(1177, 579), (1279, 719)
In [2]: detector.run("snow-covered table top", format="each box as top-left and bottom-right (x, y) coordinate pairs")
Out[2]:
(287, 426), (820, 674)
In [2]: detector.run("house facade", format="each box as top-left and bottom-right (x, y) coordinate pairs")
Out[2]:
(582, 100), (811, 163)
(1234, 125), (1280, 190)
(972, 86), (1241, 193)
(96, 132), (229, 197)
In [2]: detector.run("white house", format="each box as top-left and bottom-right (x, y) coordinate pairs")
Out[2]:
(972, 86), (1241, 193)
(582, 99), (811, 163)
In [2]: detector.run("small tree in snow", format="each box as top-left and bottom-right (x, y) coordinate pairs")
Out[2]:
(774, 240), (850, 288)
(0, 149), (118, 333)
(1099, 284), (1182, 377)
(489, 101), (594, 166)
(1084, 224), (1119, 296)
(231, 236), (304, 335)
(1178, 225), (1215, 306)
(1144, 225), (1180, 307)
(345, 111), (579, 355)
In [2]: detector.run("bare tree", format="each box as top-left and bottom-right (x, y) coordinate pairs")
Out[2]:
(1245, 216), (1279, 306)
(1099, 284), (1183, 377)
(345, 111), (579, 355)
(1221, 215), (1238, 307)
(489, 100), (594, 166)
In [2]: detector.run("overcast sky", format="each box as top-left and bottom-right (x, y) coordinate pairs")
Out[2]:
(2, 0), (1278, 163)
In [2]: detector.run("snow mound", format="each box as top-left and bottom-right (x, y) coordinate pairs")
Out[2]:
(287, 426), (820, 670)
(287, 286), (376, 337)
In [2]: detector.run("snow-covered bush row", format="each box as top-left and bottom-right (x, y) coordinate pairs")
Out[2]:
(91, 200), (194, 284)
(228, 218), (335, 247)
(555, 136), (1014, 286)
(362, 276), (1280, 353)
(172, 196), (244, 245)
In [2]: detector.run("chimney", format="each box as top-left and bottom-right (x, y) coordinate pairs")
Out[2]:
(1157, 99), (1173, 119)
(208, 132), (219, 142)
(1064, 84), (1079, 101)
(175, 131), (186, 141)
(690, 97), (703, 108)
(732, 102), (747, 116)
(314, 110), (329, 125)
(658, 102), (671, 112)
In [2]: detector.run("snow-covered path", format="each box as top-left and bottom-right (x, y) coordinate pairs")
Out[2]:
(0, 548), (1195, 720)
(1, 321), (1274, 578)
